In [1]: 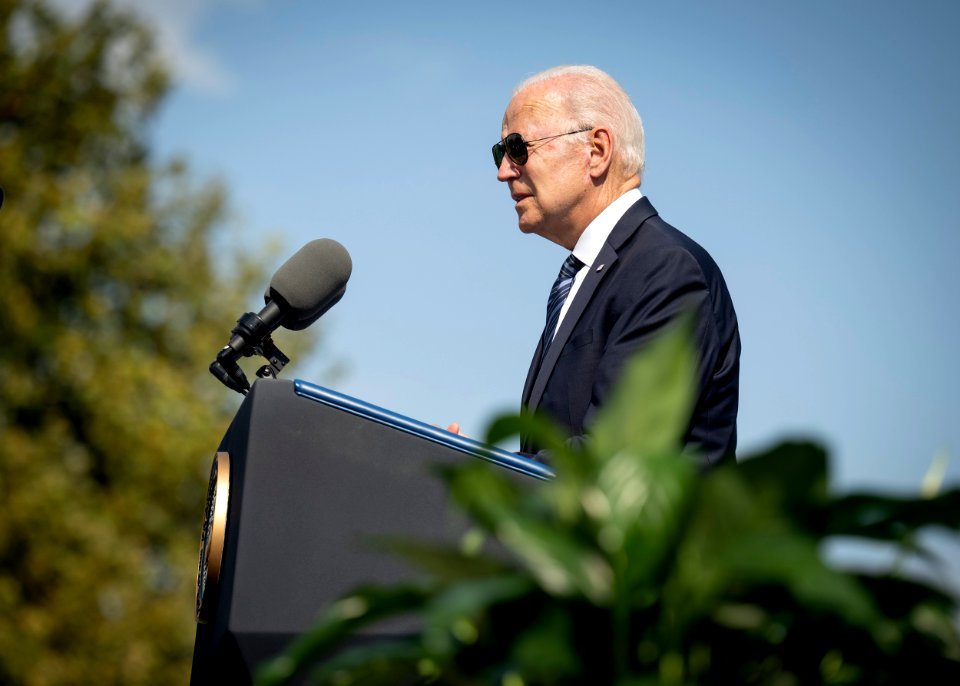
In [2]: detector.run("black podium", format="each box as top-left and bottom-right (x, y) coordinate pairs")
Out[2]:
(189, 378), (551, 684)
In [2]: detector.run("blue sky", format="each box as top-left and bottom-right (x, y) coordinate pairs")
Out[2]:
(94, 0), (958, 497)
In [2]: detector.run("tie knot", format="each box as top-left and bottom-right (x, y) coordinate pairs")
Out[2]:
(559, 253), (584, 280)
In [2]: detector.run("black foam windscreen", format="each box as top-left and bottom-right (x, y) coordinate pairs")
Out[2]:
(267, 238), (352, 330)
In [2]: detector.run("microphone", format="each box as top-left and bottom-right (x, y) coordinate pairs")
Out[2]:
(211, 238), (352, 394)
(265, 238), (352, 331)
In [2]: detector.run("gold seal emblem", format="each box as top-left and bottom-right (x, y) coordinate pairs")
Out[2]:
(196, 451), (231, 623)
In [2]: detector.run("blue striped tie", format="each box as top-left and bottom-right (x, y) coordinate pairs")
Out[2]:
(540, 253), (584, 363)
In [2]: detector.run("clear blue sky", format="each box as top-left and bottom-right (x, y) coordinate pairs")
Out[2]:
(96, 0), (957, 498)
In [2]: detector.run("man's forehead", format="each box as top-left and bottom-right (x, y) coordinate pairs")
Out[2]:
(502, 84), (567, 133)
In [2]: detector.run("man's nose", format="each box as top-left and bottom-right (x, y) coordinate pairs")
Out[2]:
(497, 155), (520, 182)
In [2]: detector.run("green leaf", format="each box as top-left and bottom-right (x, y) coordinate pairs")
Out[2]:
(445, 465), (614, 603)
(484, 410), (592, 484)
(364, 536), (514, 582)
(425, 575), (534, 628)
(485, 411), (568, 457)
(717, 532), (881, 627)
(496, 516), (614, 603)
(253, 584), (432, 686)
(509, 605), (583, 681)
(441, 463), (528, 535)
(593, 449), (696, 593)
(826, 489), (960, 542)
(568, 314), (701, 600)
(301, 640), (425, 685)
(853, 574), (958, 620)
(662, 468), (755, 620)
(421, 575), (536, 656)
(736, 441), (829, 520)
(590, 312), (698, 460)
(666, 466), (881, 635)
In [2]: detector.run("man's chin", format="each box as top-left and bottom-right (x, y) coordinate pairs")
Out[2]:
(518, 220), (569, 248)
(516, 213), (542, 236)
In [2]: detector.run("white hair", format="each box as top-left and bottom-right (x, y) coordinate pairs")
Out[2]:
(514, 65), (645, 179)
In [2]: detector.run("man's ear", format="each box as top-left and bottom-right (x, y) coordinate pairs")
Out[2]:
(587, 127), (614, 180)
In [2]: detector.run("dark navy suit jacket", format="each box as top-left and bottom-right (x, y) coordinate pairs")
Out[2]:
(521, 196), (740, 466)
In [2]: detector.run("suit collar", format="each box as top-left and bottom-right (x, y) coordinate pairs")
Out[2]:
(606, 195), (657, 250)
(571, 188), (644, 267)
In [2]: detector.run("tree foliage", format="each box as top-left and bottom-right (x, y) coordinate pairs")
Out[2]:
(256, 317), (960, 685)
(0, 1), (270, 683)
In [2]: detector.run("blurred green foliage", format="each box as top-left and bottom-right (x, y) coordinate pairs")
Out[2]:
(0, 1), (298, 683)
(256, 317), (960, 685)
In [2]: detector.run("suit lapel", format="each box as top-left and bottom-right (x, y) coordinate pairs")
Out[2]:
(526, 242), (619, 411)
(521, 336), (544, 406)
(524, 196), (660, 413)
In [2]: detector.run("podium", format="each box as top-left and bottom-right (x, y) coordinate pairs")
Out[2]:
(190, 378), (552, 684)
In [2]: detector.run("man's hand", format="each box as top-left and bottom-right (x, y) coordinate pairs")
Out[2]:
(446, 422), (462, 435)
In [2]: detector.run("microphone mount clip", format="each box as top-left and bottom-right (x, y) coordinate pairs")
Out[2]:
(209, 309), (291, 396)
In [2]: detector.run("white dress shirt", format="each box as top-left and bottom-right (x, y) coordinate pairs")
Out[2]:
(553, 188), (644, 337)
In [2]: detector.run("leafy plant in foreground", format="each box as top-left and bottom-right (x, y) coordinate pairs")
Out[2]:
(256, 319), (960, 685)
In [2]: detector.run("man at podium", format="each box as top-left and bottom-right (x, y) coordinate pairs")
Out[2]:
(488, 65), (741, 467)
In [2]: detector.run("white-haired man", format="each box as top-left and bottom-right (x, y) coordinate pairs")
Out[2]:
(494, 65), (740, 466)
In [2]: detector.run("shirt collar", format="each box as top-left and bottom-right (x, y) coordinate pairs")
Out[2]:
(571, 188), (643, 268)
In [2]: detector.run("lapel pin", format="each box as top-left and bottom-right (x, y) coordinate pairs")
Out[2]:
(596, 264), (605, 272)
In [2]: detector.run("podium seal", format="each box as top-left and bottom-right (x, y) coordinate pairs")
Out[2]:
(196, 451), (231, 623)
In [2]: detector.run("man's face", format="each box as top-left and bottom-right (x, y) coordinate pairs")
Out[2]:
(497, 83), (590, 248)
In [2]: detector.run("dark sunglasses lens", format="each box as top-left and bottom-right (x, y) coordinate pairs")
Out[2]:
(492, 142), (505, 167)
(504, 133), (528, 165)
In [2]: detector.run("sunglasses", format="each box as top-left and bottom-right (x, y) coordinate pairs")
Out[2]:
(492, 128), (592, 168)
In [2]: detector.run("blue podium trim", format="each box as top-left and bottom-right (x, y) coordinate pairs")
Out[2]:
(293, 379), (554, 481)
